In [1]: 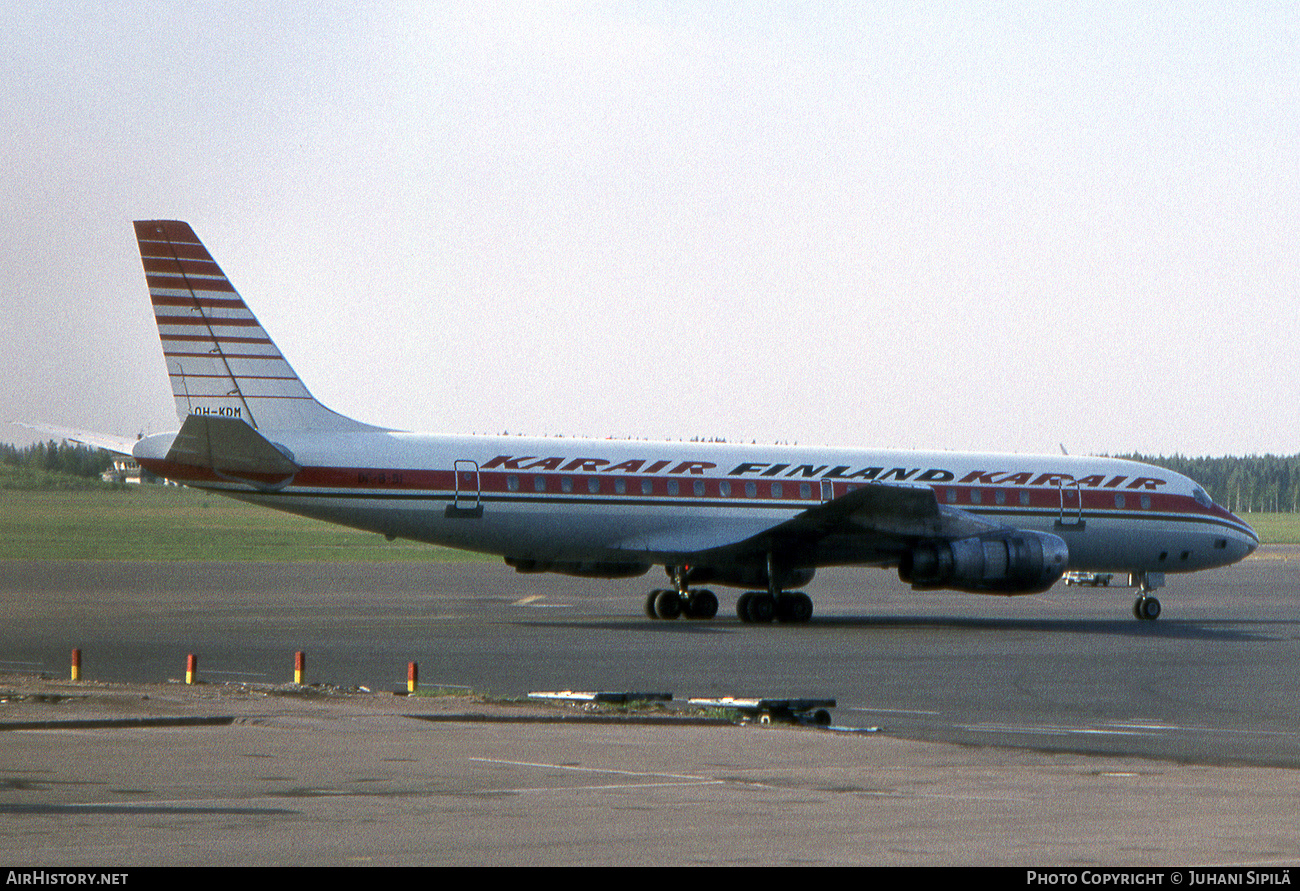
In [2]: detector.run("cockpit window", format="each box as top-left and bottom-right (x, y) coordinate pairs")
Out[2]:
(1192, 486), (1212, 507)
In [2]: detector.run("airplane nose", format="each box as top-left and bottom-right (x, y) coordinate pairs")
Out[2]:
(1235, 514), (1260, 558)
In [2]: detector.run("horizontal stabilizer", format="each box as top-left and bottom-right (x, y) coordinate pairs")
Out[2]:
(12, 422), (138, 455)
(164, 414), (300, 489)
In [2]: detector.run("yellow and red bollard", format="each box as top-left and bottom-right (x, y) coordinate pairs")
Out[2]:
(294, 651), (305, 685)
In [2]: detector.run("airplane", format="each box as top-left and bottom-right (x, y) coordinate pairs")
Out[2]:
(90, 221), (1266, 622)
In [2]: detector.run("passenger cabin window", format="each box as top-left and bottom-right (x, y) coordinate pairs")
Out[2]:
(719, 480), (731, 497)
(771, 482), (783, 499)
(507, 475), (519, 492)
(667, 480), (679, 496)
(693, 480), (705, 497)
(562, 477), (573, 493)
(534, 475), (546, 492)
(641, 479), (653, 495)
(745, 481), (757, 498)
(588, 478), (600, 494)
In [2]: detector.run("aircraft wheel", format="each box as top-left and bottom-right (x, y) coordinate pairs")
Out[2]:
(744, 593), (776, 624)
(653, 589), (683, 620)
(646, 590), (663, 619)
(1135, 596), (1161, 621)
(736, 592), (754, 622)
(776, 592), (813, 623)
(686, 589), (718, 620)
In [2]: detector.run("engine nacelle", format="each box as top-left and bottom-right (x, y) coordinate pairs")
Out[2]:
(504, 557), (651, 579)
(899, 530), (1068, 595)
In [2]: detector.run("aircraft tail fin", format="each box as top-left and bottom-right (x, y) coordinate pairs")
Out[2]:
(134, 220), (378, 433)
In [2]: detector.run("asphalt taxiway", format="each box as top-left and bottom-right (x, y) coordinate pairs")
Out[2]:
(2, 549), (1298, 864)
(3, 674), (1299, 867)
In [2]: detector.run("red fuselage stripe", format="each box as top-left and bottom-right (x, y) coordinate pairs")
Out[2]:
(134, 459), (1242, 531)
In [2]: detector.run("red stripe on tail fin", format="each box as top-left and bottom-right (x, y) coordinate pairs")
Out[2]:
(134, 221), (380, 433)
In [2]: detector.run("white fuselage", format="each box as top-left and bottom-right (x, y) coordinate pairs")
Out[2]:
(134, 430), (1259, 581)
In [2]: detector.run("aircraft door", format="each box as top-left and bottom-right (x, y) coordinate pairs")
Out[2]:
(1056, 478), (1085, 530)
(447, 459), (484, 518)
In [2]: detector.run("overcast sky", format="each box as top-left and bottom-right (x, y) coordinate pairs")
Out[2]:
(3, 2), (1297, 457)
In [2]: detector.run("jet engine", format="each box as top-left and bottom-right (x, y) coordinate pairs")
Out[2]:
(898, 530), (1068, 594)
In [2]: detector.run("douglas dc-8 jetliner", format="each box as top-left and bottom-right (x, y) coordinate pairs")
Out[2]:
(86, 221), (1262, 622)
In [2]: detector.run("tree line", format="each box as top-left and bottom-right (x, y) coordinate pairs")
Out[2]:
(2, 440), (115, 480)
(1120, 453), (1299, 514)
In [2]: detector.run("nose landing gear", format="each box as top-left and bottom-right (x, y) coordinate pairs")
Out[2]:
(1129, 571), (1164, 621)
(1133, 595), (1162, 621)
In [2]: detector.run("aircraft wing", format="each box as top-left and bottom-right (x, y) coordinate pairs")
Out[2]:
(625, 483), (1005, 565)
(762, 482), (1002, 541)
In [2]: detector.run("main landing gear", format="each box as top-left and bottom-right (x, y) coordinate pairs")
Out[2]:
(643, 559), (815, 623)
(737, 553), (814, 623)
(643, 588), (815, 622)
(1130, 571), (1163, 621)
(645, 588), (718, 620)
(736, 591), (813, 624)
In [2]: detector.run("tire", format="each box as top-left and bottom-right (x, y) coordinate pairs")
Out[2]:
(744, 593), (775, 624)
(736, 592), (754, 622)
(653, 589), (682, 620)
(776, 592), (813, 623)
(687, 589), (718, 619)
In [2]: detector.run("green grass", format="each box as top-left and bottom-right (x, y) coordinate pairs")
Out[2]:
(0, 485), (491, 562)
(1236, 512), (1300, 546)
(0, 463), (119, 491)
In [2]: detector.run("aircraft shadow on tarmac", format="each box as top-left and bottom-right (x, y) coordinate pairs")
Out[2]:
(523, 615), (1278, 642)
(809, 615), (1277, 642)
(0, 803), (296, 816)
